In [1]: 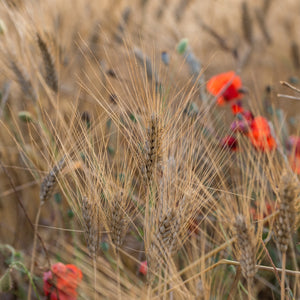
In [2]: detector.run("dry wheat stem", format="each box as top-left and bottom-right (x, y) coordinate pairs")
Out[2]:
(277, 94), (300, 101)
(281, 252), (286, 300)
(280, 81), (300, 94)
(27, 205), (42, 300)
(153, 259), (300, 299)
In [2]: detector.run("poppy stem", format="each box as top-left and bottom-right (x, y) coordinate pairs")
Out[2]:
(27, 203), (42, 300)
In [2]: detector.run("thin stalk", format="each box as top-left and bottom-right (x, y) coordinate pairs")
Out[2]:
(117, 250), (121, 300)
(11, 261), (41, 300)
(247, 279), (252, 300)
(281, 252), (286, 300)
(153, 259), (300, 298)
(289, 240), (299, 294)
(27, 203), (42, 300)
(0, 160), (50, 267)
(93, 257), (97, 300)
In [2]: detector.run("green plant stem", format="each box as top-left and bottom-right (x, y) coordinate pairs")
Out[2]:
(27, 203), (42, 300)
(11, 261), (41, 300)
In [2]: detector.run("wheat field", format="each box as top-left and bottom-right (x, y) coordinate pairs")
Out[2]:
(0, 0), (299, 299)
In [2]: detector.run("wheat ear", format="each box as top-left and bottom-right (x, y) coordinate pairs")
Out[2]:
(110, 191), (129, 249)
(274, 172), (298, 300)
(37, 33), (58, 93)
(241, 2), (253, 46)
(235, 214), (256, 300)
(10, 60), (37, 102)
(81, 196), (100, 258)
(144, 114), (162, 185)
(147, 201), (184, 285)
(28, 156), (65, 299)
(147, 209), (177, 285)
(40, 156), (65, 203)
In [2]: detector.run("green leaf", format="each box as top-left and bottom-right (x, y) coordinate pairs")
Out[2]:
(0, 270), (12, 292)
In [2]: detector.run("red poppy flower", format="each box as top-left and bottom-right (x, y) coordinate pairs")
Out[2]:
(286, 136), (300, 155)
(247, 116), (276, 151)
(231, 102), (244, 115)
(221, 136), (238, 151)
(206, 71), (242, 105)
(139, 261), (147, 276)
(43, 263), (82, 300)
